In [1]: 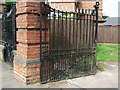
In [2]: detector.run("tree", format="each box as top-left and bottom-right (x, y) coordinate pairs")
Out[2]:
(5, 0), (16, 11)
(102, 15), (109, 19)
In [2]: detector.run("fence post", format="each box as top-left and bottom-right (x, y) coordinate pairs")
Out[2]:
(94, 1), (99, 45)
(14, 1), (45, 85)
(12, 3), (16, 49)
(93, 1), (99, 74)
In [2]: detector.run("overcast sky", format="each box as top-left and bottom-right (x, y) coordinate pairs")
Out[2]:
(103, 0), (119, 17)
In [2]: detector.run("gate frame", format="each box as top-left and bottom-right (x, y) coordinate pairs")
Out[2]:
(39, 2), (100, 83)
(13, 1), (99, 85)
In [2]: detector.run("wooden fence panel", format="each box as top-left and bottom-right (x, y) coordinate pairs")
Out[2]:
(98, 26), (118, 44)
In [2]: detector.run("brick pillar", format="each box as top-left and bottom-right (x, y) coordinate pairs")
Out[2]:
(14, 1), (42, 85)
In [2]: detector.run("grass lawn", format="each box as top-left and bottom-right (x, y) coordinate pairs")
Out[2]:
(97, 43), (118, 62)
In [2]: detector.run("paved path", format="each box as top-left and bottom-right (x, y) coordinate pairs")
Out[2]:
(0, 62), (118, 88)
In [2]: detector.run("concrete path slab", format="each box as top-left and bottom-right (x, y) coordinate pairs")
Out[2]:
(0, 62), (118, 88)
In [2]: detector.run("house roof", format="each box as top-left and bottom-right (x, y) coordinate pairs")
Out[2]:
(104, 17), (120, 26)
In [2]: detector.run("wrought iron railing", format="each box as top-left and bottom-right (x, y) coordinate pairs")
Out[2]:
(40, 2), (99, 83)
(2, 3), (16, 65)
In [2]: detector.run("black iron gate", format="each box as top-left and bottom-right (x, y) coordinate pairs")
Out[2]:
(40, 2), (99, 83)
(2, 3), (16, 65)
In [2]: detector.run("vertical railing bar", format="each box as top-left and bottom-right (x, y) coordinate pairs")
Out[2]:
(44, 9), (48, 82)
(78, 9), (80, 49)
(44, 14), (47, 82)
(80, 9), (83, 48)
(88, 9), (90, 48)
(69, 12), (71, 50)
(61, 10), (64, 80)
(53, 9), (56, 50)
(57, 10), (60, 49)
(83, 9), (86, 73)
(83, 9), (85, 48)
(85, 9), (87, 48)
(92, 14), (95, 74)
(48, 11), (52, 81)
(65, 11), (68, 76)
(86, 11), (89, 48)
(53, 9), (56, 81)
(89, 11), (92, 48)
(62, 11), (64, 49)
(40, 2), (43, 83)
(12, 3), (16, 50)
(57, 10), (60, 80)
(45, 13), (49, 81)
(88, 9), (91, 73)
(75, 11), (78, 76)
(73, 13), (75, 49)
(92, 15), (95, 47)
(76, 11), (78, 50)
(48, 13), (49, 82)
(64, 11), (67, 50)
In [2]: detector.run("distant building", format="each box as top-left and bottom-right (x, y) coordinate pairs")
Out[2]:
(48, 0), (105, 25)
(104, 17), (120, 26)
(98, 17), (119, 44)
(48, 0), (76, 12)
(48, 0), (103, 18)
